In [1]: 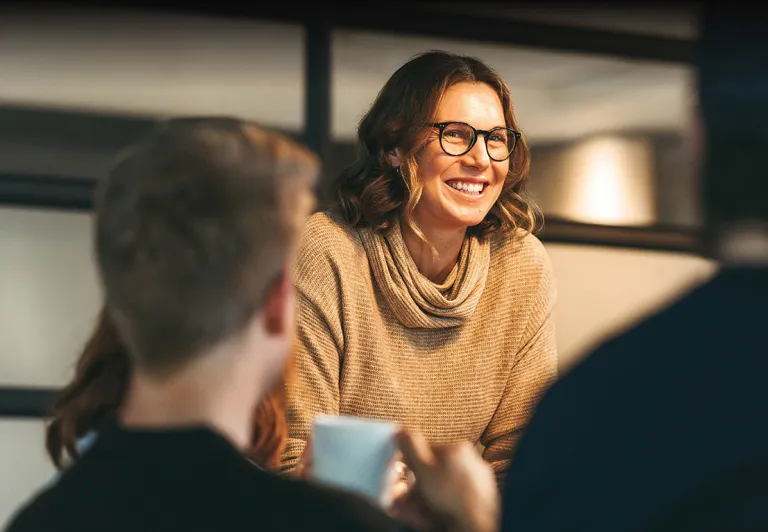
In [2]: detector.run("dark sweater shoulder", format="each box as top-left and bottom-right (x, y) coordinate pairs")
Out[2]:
(265, 474), (408, 531)
(6, 476), (406, 532)
(4, 427), (410, 532)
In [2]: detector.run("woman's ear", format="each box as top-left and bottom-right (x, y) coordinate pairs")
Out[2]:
(386, 148), (403, 169)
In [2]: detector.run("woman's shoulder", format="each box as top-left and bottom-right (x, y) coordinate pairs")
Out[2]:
(299, 210), (360, 254)
(489, 228), (552, 272)
(488, 229), (556, 303)
(293, 210), (366, 284)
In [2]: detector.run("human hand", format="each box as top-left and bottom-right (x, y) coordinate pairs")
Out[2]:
(392, 431), (499, 532)
(390, 459), (413, 502)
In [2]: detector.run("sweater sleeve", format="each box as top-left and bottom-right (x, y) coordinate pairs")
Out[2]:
(280, 291), (344, 473)
(280, 214), (347, 474)
(480, 241), (559, 488)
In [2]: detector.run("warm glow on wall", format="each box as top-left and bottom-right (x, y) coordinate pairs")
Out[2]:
(529, 135), (657, 226)
(554, 136), (656, 226)
(577, 138), (628, 222)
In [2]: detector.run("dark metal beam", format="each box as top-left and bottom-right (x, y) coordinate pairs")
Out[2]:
(0, 387), (57, 419)
(303, 18), (334, 201)
(0, 105), (303, 152)
(0, 106), (157, 151)
(86, 3), (696, 64)
(540, 217), (702, 253)
(330, 7), (695, 65)
(0, 174), (95, 212)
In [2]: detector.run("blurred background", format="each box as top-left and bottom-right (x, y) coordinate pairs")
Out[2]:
(0, 2), (715, 524)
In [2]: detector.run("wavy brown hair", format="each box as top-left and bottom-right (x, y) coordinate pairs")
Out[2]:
(45, 306), (290, 471)
(333, 50), (542, 244)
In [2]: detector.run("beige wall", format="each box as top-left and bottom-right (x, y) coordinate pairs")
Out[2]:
(0, 420), (53, 527)
(0, 209), (101, 389)
(545, 243), (717, 372)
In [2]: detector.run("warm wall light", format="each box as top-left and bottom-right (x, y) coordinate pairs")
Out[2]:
(530, 135), (657, 226)
(534, 136), (656, 225)
(561, 136), (656, 226)
(577, 138), (628, 222)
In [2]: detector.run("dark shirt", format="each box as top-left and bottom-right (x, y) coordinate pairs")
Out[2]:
(503, 266), (768, 531)
(5, 420), (411, 532)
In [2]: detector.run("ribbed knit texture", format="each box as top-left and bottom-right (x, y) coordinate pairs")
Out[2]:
(358, 217), (491, 329)
(282, 211), (558, 486)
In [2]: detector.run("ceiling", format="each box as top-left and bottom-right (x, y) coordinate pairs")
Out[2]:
(433, 2), (701, 40)
(0, 7), (695, 145)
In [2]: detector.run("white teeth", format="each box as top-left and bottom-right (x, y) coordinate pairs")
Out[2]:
(447, 181), (484, 195)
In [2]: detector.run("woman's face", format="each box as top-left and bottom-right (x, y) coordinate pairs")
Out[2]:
(400, 82), (510, 233)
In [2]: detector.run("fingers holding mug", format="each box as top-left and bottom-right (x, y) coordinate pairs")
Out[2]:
(390, 459), (412, 501)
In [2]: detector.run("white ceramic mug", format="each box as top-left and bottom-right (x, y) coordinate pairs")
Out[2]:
(311, 414), (399, 507)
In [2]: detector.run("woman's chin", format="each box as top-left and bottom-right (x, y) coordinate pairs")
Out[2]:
(444, 207), (491, 229)
(436, 214), (488, 231)
(419, 200), (491, 231)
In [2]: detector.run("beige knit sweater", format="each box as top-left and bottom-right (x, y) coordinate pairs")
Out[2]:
(282, 210), (558, 485)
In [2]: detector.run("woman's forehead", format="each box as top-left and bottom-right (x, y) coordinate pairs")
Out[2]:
(435, 82), (506, 128)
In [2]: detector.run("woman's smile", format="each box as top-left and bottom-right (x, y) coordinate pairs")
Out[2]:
(444, 178), (490, 199)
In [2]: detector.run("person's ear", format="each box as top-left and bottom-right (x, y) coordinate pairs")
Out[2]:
(262, 269), (293, 336)
(387, 147), (404, 169)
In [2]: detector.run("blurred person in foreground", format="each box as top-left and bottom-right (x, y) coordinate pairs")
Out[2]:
(502, 6), (768, 531)
(3, 117), (498, 532)
(44, 305), (291, 475)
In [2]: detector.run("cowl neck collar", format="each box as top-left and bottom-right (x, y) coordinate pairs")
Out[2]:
(358, 218), (491, 329)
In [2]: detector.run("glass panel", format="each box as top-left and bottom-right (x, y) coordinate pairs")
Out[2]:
(332, 30), (697, 228)
(0, 7), (305, 132)
(0, 208), (100, 387)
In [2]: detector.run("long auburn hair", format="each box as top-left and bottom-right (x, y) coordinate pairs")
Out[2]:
(45, 306), (289, 471)
(333, 50), (542, 246)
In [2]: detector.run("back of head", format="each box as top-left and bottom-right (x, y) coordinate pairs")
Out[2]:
(698, 5), (768, 253)
(95, 117), (318, 373)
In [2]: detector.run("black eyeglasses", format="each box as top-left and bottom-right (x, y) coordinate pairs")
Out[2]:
(431, 121), (521, 162)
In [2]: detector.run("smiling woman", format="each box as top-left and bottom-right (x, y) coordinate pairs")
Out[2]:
(282, 50), (557, 490)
